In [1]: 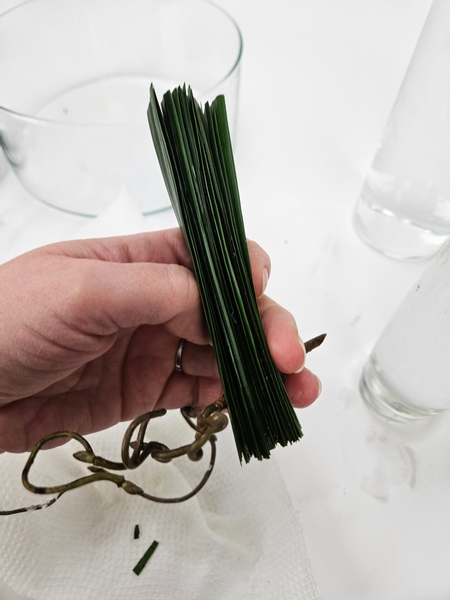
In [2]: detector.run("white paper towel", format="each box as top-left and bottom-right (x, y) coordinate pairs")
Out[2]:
(0, 412), (320, 600)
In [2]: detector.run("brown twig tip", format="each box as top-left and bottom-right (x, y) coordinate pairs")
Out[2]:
(304, 333), (327, 354)
(0, 493), (64, 516)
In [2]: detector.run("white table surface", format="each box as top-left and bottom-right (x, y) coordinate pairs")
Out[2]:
(3, 1), (449, 599)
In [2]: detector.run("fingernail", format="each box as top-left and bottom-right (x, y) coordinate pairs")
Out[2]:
(294, 336), (307, 373)
(315, 375), (322, 397)
(261, 268), (269, 295)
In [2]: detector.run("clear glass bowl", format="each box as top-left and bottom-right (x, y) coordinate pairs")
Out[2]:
(0, 0), (242, 216)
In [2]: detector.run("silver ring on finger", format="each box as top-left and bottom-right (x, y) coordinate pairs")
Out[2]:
(174, 338), (186, 374)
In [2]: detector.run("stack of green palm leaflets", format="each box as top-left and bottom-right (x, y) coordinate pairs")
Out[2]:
(147, 85), (304, 463)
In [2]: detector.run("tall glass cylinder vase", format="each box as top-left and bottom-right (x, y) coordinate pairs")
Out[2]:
(360, 238), (450, 422)
(353, 0), (450, 260)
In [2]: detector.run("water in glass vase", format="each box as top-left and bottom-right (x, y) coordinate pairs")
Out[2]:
(354, 167), (450, 261)
(24, 75), (180, 215)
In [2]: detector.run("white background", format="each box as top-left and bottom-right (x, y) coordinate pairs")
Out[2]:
(3, 1), (449, 599)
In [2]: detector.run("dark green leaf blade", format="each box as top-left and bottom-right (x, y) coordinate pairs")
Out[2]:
(147, 85), (302, 463)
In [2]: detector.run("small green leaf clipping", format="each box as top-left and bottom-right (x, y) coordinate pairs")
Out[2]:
(133, 540), (159, 576)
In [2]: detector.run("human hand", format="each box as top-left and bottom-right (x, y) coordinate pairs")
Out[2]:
(0, 229), (321, 453)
